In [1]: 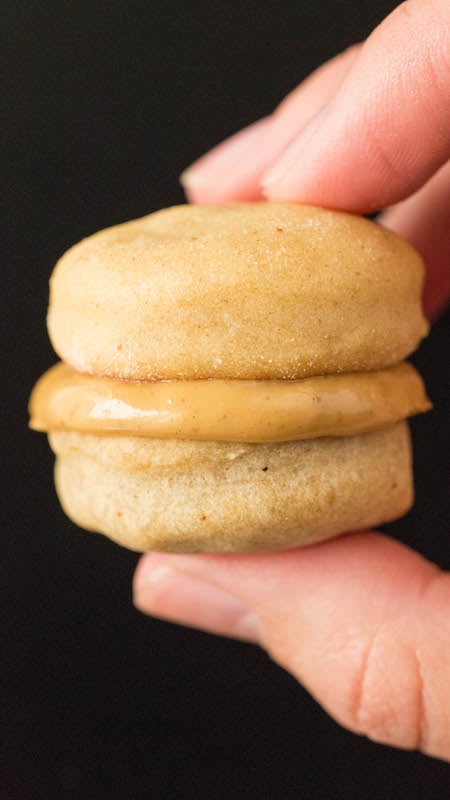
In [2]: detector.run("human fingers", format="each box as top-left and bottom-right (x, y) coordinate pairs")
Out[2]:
(261, 0), (450, 211)
(134, 533), (450, 761)
(180, 45), (360, 203)
(381, 160), (450, 319)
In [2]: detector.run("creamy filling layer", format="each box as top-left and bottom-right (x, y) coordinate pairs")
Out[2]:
(29, 361), (430, 443)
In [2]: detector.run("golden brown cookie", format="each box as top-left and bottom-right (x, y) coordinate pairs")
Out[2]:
(47, 204), (428, 380)
(50, 423), (412, 553)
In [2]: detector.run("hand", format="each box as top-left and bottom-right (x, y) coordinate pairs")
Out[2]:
(133, 0), (450, 761)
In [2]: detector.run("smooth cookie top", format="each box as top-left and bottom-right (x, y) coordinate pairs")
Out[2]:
(47, 203), (428, 380)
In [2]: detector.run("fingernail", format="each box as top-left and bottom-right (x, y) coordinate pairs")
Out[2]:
(134, 563), (261, 643)
(260, 138), (308, 193)
(179, 166), (204, 190)
(260, 107), (325, 196)
(179, 118), (270, 191)
(260, 160), (292, 193)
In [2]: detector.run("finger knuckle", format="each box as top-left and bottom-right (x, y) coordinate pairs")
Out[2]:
(350, 627), (425, 751)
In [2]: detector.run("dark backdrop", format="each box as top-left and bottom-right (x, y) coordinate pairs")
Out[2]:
(3, 1), (449, 798)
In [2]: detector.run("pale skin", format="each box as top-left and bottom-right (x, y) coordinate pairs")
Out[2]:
(133, 0), (450, 760)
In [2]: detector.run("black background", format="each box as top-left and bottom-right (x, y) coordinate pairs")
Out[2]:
(3, 1), (449, 797)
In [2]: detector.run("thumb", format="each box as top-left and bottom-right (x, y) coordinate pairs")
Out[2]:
(261, 0), (450, 211)
(134, 533), (450, 761)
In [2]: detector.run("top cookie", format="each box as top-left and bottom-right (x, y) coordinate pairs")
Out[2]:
(47, 203), (428, 380)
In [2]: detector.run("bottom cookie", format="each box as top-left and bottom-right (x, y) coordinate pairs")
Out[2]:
(49, 422), (412, 553)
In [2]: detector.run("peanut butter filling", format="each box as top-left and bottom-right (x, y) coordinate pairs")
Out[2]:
(29, 362), (430, 443)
